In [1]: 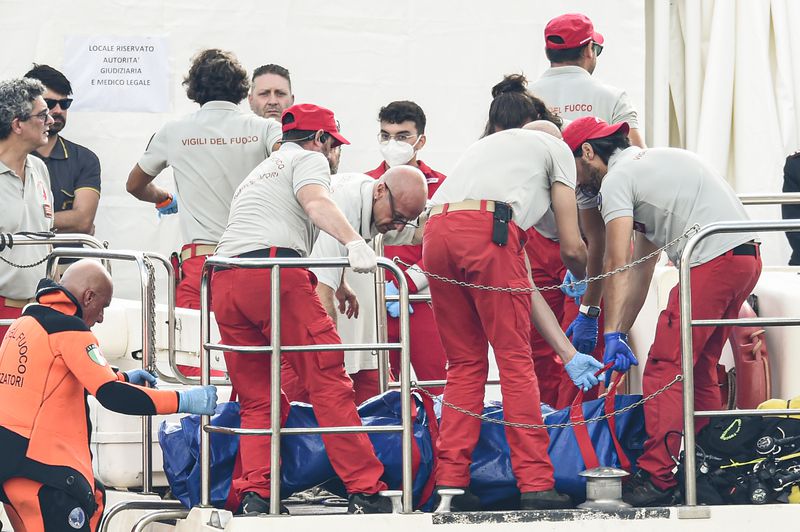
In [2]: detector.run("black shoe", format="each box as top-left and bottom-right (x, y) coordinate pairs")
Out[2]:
(347, 492), (393, 514)
(622, 470), (678, 507)
(520, 489), (573, 510)
(238, 491), (289, 515)
(434, 485), (482, 512)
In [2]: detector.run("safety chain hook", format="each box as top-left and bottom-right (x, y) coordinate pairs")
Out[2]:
(413, 374), (683, 430)
(394, 224), (701, 293)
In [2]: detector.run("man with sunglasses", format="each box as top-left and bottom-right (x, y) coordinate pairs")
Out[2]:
(25, 65), (101, 241)
(0, 78), (54, 337)
(365, 100), (448, 392)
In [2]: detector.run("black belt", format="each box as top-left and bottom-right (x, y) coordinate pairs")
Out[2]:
(238, 247), (301, 259)
(730, 242), (759, 256)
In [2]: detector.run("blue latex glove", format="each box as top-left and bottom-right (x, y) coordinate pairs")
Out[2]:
(385, 281), (413, 319)
(564, 352), (604, 391)
(124, 369), (157, 388)
(156, 194), (178, 217)
(560, 270), (586, 306)
(178, 386), (218, 415)
(565, 312), (599, 354)
(602, 332), (638, 386)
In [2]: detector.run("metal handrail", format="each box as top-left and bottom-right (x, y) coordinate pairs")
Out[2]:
(131, 509), (190, 532)
(199, 255), (414, 514)
(678, 219), (800, 507)
(98, 500), (185, 532)
(738, 192), (800, 205)
(373, 234), (391, 393)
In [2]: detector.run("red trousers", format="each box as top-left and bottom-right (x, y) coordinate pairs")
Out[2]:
(0, 303), (23, 340)
(211, 266), (387, 501)
(424, 208), (554, 491)
(524, 229), (605, 408)
(638, 251), (762, 489)
(282, 363), (380, 406)
(387, 301), (447, 395)
(176, 254), (206, 310)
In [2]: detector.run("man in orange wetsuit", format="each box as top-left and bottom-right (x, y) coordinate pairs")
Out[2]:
(0, 260), (217, 531)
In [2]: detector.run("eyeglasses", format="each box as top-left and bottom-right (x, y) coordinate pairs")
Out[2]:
(378, 132), (418, 145)
(592, 42), (603, 57)
(24, 109), (51, 122)
(45, 98), (73, 111)
(385, 183), (418, 228)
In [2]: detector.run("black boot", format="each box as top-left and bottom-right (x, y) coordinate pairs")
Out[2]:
(434, 486), (482, 512)
(622, 470), (678, 507)
(520, 489), (572, 510)
(347, 492), (393, 514)
(238, 491), (289, 515)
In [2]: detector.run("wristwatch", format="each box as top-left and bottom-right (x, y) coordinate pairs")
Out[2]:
(579, 304), (601, 318)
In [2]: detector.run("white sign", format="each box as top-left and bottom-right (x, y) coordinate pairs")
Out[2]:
(62, 35), (169, 113)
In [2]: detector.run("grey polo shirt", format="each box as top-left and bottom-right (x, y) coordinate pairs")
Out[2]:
(137, 101), (282, 245)
(0, 156), (53, 299)
(597, 146), (756, 267)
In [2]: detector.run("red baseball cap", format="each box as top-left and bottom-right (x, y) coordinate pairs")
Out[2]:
(544, 13), (604, 50)
(281, 103), (350, 146)
(562, 116), (630, 152)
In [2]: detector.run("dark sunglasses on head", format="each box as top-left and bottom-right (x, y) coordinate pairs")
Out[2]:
(45, 98), (73, 110)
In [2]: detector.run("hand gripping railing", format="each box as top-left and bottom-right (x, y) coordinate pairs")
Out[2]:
(679, 219), (800, 510)
(198, 255), (414, 515)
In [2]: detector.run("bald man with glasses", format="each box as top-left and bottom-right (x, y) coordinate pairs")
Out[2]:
(0, 78), (54, 337)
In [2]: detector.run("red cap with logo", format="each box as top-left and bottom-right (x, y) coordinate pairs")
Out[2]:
(562, 116), (630, 152)
(281, 103), (350, 146)
(544, 13), (604, 50)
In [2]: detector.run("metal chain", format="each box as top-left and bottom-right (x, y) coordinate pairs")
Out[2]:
(395, 224), (701, 293)
(0, 231), (56, 269)
(0, 254), (51, 269)
(144, 257), (158, 373)
(414, 374), (683, 430)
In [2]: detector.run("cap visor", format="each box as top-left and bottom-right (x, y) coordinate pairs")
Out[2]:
(330, 131), (350, 146)
(593, 31), (604, 45)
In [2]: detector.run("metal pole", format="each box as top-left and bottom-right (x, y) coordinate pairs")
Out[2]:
(394, 268), (413, 513)
(199, 262), (212, 507)
(738, 193), (800, 205)
(145, 252), (176, 385)
(131, 509), (190, 532)
(98, 500), (185, 532)
(269, 265), (283, 516)
(373, 234), (390, 393)
(135, 254), (154, 494)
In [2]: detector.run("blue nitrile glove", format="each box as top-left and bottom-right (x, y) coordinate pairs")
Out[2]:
(124, 369), (157, 388)
(564, 352), (604, 391)
(385, 281), (413, 319)
(177, 386), (218, 415)
(603, 332), (638, 386)
(565, 312), (599, 354)
(156, 194), (178, 217)
(560, 270), (586, 306)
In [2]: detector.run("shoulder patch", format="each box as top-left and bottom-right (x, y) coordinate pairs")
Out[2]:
(86, 344), (107, 366)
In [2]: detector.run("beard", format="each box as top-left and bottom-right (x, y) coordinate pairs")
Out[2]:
(49, 116), (66, 135)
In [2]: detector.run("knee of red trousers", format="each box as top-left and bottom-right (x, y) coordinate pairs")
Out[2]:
(351, 369), (380, 405)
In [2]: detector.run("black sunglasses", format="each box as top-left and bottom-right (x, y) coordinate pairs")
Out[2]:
(45, 98), (73, 111)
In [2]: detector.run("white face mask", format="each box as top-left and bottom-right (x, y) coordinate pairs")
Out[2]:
(379, 138), (419, 167)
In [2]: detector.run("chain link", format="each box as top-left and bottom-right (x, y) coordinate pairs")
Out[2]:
(414, 374), (683, 430)
(396, 224), (700, 293)
(143, 257), (158, 373)
(0, 254), (51, 269)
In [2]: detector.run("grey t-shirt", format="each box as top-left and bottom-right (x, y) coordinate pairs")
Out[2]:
(216, 143), (331, 258)
(597, 146), (756, 266)
(137, 101), (282, 245)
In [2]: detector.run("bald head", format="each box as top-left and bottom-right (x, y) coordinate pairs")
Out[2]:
(523, 119), (563, 139)
(61, 259), (113, 327)
(373, 165), (428, 234)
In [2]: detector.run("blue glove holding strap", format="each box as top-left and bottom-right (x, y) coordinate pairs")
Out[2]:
(560, 270), (586, 305)
(602, 332), (638, 386)
(564, 352), (604, 391)
(156, 194), (178, 217)
(124, 369), (157, 388)
(565, 312), (599, 354)
(178, 386), (218, 416)
(385, 281), (413, 319)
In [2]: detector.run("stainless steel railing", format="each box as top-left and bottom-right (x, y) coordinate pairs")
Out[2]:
(198, 255), (415, 514)
(678, 219), (800, 508)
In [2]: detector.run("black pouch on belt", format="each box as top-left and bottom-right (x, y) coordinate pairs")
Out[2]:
(492, 202), (512, 246)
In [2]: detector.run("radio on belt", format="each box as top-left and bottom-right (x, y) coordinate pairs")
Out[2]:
(492, 201), (512, 246)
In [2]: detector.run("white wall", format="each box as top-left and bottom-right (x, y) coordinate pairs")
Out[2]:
(1, 0), (646, 297)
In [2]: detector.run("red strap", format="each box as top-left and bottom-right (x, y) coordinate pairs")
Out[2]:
(570, 388), (600, 469)
(415, 390), (440, 508)
(603, 375), (632, 471)
(409, 395), (422, 504)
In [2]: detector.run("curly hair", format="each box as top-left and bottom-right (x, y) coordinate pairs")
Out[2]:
(378, 100), (426, 134)
(183, 49), (249, 105)
(482, 73), (562, 137)
(0, 78), (45, 140)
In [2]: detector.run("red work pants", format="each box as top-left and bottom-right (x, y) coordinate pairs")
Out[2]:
(524, 229), (605, 408)
(211, 266), (387, 502)
(387, 301), (447, 395)
(637, 251), (762, 490)
(176, 254), (205, 310)
(282, 363), (379, 405)
(423, 207), (554, 492)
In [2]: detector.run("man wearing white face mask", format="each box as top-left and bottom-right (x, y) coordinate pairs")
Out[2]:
(365, 100), (447, 393)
